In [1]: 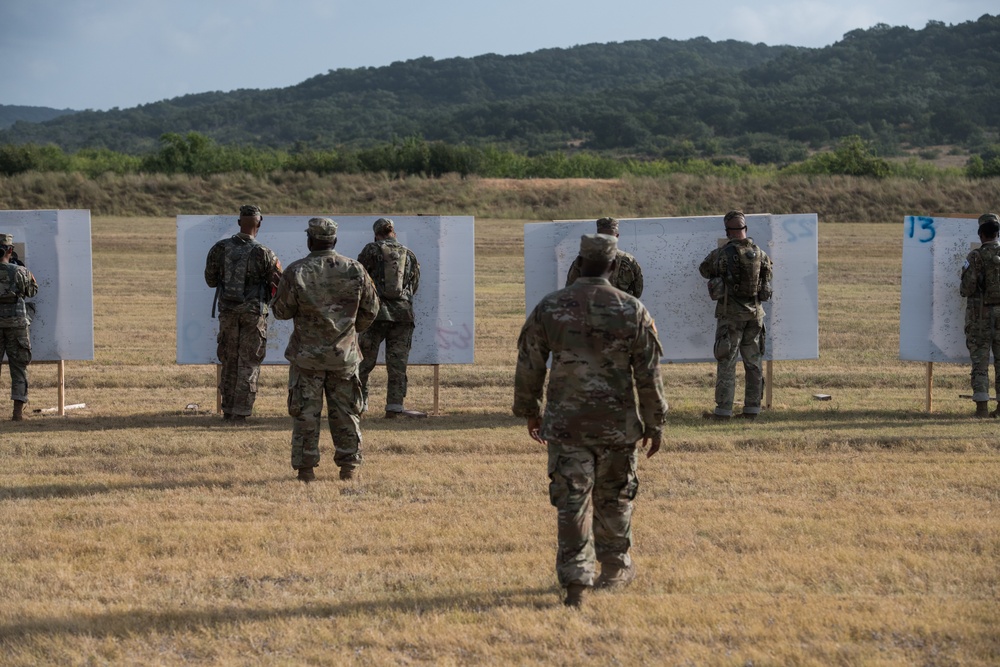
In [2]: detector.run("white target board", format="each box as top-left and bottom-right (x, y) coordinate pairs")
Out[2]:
(900, 215), (980, 362)
(525, 214), (819, 362)
(177, 215), (475, 365)
(0, 210), (94, 361)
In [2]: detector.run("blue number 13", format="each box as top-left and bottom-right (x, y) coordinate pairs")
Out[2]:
(907, 216), (936, 243)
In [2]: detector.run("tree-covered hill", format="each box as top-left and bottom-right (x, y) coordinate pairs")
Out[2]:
(1, 14), (997, 159)
(0, 105), (77, 130)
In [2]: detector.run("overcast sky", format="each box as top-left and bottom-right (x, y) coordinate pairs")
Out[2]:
(1, 0), (995, 111)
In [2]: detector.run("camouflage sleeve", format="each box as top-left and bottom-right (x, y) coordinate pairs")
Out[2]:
(355, 268), (381, 333)
(259, 247), (283, 293)
(204, 241), (224, 288)
(512, 306), (550, 418)
(270, 269), (298, 321)
(758, 250), (774, 302)
(631, 257), (644, 298)
(357, 242), (379, 278)
(960, 250), (981, 298)
(408, 250), (420, 295)
(19, 268), (39, 298)
(565, 256), (581, 287)
(698, 248), (720, 280)
(631, 306), (668, 437)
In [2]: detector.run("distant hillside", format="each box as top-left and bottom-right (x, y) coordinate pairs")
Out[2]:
(0, 105), (77, 130)
(1, 15), (998, 158)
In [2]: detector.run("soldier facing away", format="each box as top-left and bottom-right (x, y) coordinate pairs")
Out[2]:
(565, 217), (644, 297)
(272, 218), (380, 482)
(357, 217), (427, 418)
(204, 205), (283, 423)
(513, 233), (668, 608)
(960, 213), (1000, 418)
(0, 233), (39, 421)
(699, 210), (773, 420)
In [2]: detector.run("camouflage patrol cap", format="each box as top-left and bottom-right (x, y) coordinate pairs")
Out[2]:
(0, 233), (12, 246)
(979, 213), (1000, 237)
(373, 217), (394, 235)
(596, 217), (619, 234)
(239, 205), (262, 218)
(306, 217), (338, 241)
(579, 234), (617, 263)
(724, 210), (747, 228)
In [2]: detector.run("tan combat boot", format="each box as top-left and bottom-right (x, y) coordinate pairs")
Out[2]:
(595, 561), (636, 590)
(12, 400), (25, 421)
(563, 583), (588, 608)
(975, 401), (990, 418)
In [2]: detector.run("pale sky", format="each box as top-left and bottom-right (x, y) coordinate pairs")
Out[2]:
(1, 0), (995, 111)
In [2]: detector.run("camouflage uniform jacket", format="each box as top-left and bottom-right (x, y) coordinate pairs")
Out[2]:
(699, 238), (773, 321)
(960, 240), (1000, 304)
(566, 249), (643, 298)
(513, 277), (668, 445)
(0, 261), (39, 328)
(204, 233), (283, 315)
(357, 239), (420, 323)
(271, 249), (380, 371)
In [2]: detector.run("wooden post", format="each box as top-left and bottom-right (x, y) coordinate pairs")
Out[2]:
(433, 364), (440, 416)
(216, 364), (223, 415)
(765, 360), (773, 409)
(57, 360), (66, 416)
(926, 362), (934, 413)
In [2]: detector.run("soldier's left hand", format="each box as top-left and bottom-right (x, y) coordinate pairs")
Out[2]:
(527, 416), (546, 444)
(641, 432), (662, 458)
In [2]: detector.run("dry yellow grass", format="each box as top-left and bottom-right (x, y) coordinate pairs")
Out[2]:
(0, 218), (997, 665)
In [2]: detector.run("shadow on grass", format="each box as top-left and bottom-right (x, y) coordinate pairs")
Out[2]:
(0, 477), (277, 501)
(0, 588), (558, 642)
(8, 411), (523, 433)
(675, 407), (994, 431)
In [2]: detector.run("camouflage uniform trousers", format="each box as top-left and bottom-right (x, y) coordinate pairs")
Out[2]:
(547, 441), (639, 587)
(712, 315), (765, 417)
(964, 305), (1000, 402)
(0, 326), (31, 402)
(217, 310), (267, 417)
(358, 320), (414, 411)
(288, 365), (365, 472)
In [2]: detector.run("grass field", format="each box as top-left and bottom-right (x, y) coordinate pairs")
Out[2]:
(0, 217), (998, 665)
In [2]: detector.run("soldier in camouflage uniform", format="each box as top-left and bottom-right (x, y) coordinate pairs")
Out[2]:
(514, 234), (668, 608)
(204, 205), (283, 423)
(565, 217), (644, 297)
(0, 234), (39, 421)
(272, 218), (380, 482)
(960, 213), (1000, 418)
(699, 210), (773, 421)
(357, 217), (426, 418)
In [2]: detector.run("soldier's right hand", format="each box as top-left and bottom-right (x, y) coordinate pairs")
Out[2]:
(642, 432), (662, 458)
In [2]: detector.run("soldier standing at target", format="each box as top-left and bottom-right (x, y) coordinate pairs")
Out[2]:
(960, 212), (1000, 418)
(0, 233), (39, 421)
(357, 218), (427, 418)
(699, 210), (773, 421)
(204, 205), (282, 422)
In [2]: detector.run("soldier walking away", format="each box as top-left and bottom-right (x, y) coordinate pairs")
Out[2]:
(565, 217), (644, 297)
(514, 234), (668, 609)
(357, 218), (427, 418)
(960, 213), (1000, 418)
(204, 205), (282, 423)
(272, 218), (380, 482)
(699, 210), (773, 421)
(0, 233), (39, 421)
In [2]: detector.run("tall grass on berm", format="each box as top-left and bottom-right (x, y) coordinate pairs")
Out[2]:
(0, 216), (997, 665)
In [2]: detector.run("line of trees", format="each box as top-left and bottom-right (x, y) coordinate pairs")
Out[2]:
(1, 133), (998, 181)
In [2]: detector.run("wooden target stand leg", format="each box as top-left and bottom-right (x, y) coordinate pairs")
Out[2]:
(926, 362), (933, 413)
(765, 360), (773, 409)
